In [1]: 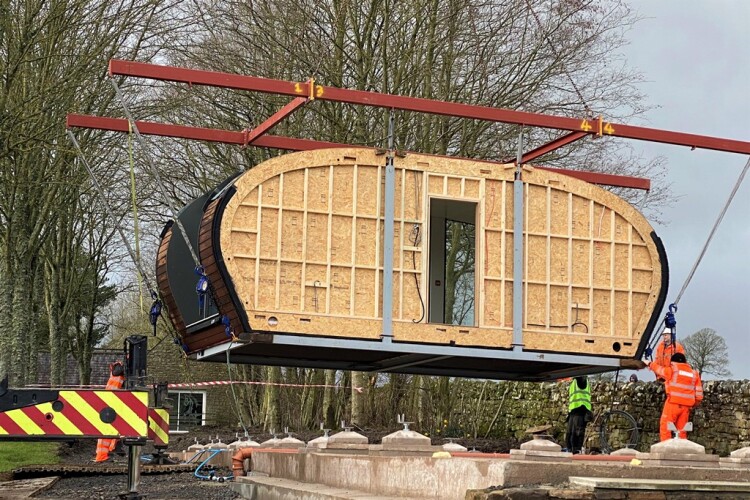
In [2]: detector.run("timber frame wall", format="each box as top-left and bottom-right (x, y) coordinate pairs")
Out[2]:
(187, 148), (666, 359)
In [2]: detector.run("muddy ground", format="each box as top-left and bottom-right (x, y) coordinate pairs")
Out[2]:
(26, 426), (519, 499)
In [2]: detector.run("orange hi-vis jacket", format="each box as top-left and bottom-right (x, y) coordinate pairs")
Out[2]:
(95, 368), (125, 462)
(652, 361), (703, 406)
(653, 341), (685, 374)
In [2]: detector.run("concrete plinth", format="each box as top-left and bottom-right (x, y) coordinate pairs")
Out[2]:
(381, 429), (430, 448)
(636, 437), (719, 468)
(720, 447), (750, 468)
(609, 447), (638, 456)
(260, 437), (281, 447)
(649, 437), (705, 455)
(519, 436), (562, 452)
(307, 435), (329, 448)
(278, 436), (306, 449)
(443, 442), (468, 452)
(327, 430), (368, 445)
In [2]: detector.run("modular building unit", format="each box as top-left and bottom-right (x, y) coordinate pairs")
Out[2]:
(157, 148), (666, 380)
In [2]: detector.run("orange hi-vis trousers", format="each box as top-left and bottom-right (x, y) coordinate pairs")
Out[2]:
(94, 372), (125, 462)
(660, 400), (691, 441)
(95, 438), (118, 462)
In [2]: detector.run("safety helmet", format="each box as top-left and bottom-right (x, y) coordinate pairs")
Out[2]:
(110, 361), (124, 377)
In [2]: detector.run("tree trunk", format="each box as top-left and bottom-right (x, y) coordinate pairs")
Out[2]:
(263, 366), (281, 432)
(10, 263), (30, 386)
(322, 369), (337, 429)
(45, 262), (65, 386)
(350, 371), (369, 427)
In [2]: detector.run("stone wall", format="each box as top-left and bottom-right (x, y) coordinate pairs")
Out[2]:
(448, 378), (750, 456)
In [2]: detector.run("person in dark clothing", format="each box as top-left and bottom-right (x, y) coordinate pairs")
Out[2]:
(565, 376), (593, 454)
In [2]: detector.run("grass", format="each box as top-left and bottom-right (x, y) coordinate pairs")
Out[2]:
(0, 442), (60, 472)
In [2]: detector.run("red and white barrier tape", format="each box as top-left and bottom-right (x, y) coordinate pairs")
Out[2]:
(167, 380), (363, 393)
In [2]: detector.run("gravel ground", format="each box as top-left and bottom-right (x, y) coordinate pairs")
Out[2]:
(29, 426), (519, 499)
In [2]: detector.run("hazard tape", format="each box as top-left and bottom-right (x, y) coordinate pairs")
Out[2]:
(148, 408), (170, 446)
(167, 380), (364, 393)
(0, 390), (149, 439)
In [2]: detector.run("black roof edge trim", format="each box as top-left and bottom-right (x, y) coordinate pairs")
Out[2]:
(635, 231), (669, 359)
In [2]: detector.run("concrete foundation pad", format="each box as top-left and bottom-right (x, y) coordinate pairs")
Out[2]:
(249, 449), (750, 499)
(569, 476), (750, 492)
(233, 474), (423, 500)
(636, 451), (720, 468)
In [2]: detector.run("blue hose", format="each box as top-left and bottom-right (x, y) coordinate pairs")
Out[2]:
(193, 448), (233, 482)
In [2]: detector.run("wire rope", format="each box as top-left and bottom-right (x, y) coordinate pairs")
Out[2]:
(646, 155), (750, 353)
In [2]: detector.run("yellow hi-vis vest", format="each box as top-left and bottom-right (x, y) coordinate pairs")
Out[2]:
(569, 380), (592, 411)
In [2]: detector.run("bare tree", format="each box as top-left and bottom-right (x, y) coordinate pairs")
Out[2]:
(683, 328), (731, 379)
(0, 0), (186, 385)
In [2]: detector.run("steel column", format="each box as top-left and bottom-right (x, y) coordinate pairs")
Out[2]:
(512, 130), (525, 350)
(381, 112), (396, 342)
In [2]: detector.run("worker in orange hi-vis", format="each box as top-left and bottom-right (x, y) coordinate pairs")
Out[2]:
(94, 361), (125, 462)
(648, 352), (703, 441)
(652, 328), (685, 380)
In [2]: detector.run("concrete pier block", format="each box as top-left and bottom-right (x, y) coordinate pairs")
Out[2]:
(719, 446), (750, 468)
(327, 430), (368, 445)
(381, 429), (431, 448)
(635, 438), (720, 467)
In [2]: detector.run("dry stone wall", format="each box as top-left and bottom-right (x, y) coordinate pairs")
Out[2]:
(449, 378), (750, 456)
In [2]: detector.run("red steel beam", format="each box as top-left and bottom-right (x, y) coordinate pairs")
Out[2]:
(244, 96), (308, 145)
(66, 114), (649, 189)
(504, 131), (588, 164)
(109, 59), (750, 156)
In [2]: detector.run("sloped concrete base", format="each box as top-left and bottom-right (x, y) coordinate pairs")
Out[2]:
(232, 474), (423, 500)
(569, 476), (750, 493)
(243, 449), (750, 499)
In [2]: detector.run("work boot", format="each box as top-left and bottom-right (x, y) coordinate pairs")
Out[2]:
(113, 442), (126, 456)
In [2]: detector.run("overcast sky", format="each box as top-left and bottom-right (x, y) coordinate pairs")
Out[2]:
(621, 1), (750, 379)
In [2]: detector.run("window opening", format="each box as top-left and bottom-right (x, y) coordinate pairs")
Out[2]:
(167, 390), (206, 431)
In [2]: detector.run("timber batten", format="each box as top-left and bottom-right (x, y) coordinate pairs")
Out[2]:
(157, 148), (667, 379)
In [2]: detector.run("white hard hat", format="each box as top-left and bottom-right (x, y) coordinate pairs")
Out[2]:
(662, 328), (672, 335)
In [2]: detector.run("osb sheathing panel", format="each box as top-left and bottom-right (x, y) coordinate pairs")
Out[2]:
(217, 148), (663, 357)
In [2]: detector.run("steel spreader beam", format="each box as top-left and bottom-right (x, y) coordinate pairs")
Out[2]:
(507, 131), (588, 164)
(67, 113), (650, 189)
(244, 96), (308, 145)
(109, 59), (750, 156)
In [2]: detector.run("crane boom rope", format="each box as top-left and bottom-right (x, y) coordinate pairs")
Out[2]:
(109, 77), (201, 267)
(66, 130), (157, 297)
(647, 154), (750, 354)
